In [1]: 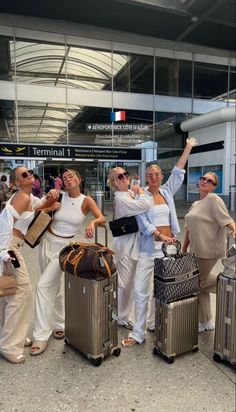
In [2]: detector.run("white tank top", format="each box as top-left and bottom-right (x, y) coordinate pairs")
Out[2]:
(50, 192), (86, 237)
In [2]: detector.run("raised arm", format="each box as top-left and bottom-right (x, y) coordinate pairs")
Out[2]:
(176, 137), (198, 170)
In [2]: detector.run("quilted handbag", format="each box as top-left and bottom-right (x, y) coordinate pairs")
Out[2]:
(154, 240), (200, 303)
(0, 275), (17, 297)
(109, 216), (138, 237)
(59, 242), (116, 279)
(24, 211), (52, 248)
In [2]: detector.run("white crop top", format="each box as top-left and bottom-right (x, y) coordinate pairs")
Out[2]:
(12, 194), (42, 235)
(50, 192), (86, 237)
(149, 204), (170, 227)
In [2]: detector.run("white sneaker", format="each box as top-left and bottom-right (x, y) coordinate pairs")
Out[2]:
(198, 320), (215, 333)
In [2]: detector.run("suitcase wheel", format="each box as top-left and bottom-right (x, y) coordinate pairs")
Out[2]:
(166, 356), (175, 364)
(153, 347), (159, 356)
(91, 357), (103, 367)
(192, 347), (198, 352)
(113, 348), (121, 357)
(213, 353), (222, 363)
(64, 337), (70, 345)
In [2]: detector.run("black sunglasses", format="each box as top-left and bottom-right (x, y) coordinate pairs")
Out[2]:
(116, 171), (129, 180)
(199, 176), (216, 186)
(21, 170), (34, 179)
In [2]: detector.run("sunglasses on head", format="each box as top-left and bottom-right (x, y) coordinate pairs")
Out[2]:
(21, 170), (34, 179)
(116, 171), (129, 180)
(199, 176), (216, 186)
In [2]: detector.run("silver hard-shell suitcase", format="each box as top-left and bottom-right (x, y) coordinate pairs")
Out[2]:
(64, 272), (121, 366)
(153, 296), (198, 363)
(213, 273), (236, 366)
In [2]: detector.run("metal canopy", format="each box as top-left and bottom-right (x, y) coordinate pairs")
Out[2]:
(0, 0), (235, 51)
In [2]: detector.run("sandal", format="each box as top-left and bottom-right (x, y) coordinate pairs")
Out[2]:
(30, 340), (48, 356)
(0, 351), (26, 364)
(53, 330), (65, 339)
(121, 337), (138, 347)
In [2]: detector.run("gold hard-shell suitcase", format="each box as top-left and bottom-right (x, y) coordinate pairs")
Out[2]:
(153, 296), (198, 363)
(64, 272), (121, 366)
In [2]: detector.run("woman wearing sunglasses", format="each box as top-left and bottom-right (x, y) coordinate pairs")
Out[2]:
(30, 169), (105, 356)
(107, 168), (152, 330)
(0, 166), (58, 364)
(183, 172), (235, 332)
(122, 137), (197, 347)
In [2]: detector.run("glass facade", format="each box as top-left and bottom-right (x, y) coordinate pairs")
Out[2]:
(155, 57), (192, 97)
(0, 34), (235, 150)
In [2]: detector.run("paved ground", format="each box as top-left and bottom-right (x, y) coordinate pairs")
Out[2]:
(0, 201), (235, 412)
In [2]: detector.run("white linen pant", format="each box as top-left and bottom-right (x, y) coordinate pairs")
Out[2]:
(0, 237), (32, 356)
(33, 231), (73, 341)
(116, 255), (136, 324)
(129, 254), (156, 343)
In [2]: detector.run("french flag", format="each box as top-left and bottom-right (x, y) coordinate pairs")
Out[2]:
(111, 111), (126, 122)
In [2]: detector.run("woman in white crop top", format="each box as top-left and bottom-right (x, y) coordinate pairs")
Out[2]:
(30, 168), (105, 356)
(122, 137), (198, 347)
(0, 166), (58, 364)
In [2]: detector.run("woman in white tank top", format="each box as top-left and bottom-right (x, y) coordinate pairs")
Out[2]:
(0, 166), (58, 364)
(30, 168), (105, 356)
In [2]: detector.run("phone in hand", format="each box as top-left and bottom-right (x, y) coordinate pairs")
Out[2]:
(8, 250), (20, 268)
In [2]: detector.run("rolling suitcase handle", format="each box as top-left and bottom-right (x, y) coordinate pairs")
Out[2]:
(95, 223), (108, 246)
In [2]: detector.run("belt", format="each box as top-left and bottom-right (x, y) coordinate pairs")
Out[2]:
(47, 227), (74, 239)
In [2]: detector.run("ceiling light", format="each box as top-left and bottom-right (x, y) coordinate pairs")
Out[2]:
(191, 16), (199, 22)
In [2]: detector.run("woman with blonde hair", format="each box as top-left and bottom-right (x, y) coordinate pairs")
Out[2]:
(31, 168), (105, 356)
(0, 166), (58, 363)
(122, 137), (197, 347)
(183, 171), (235, 332)
(107, 167), (152, 330)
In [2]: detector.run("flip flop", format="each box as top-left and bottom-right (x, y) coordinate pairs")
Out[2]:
(30, 340), (48, 356)
(53, 330), (65, 339)
(121, 337), (138, 347)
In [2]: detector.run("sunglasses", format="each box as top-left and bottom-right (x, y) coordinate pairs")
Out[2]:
(199, 176), (216, 186)
(21, 170), (34, 178)
(115, 171), (129, 180)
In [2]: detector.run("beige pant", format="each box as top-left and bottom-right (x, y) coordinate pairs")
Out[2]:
(196, 257), (218, 324)
(0, 237), (32, 356)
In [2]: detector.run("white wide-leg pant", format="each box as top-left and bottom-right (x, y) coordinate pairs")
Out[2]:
(33, 231), (72, 341)
(0, 237), (32, 356)
(115, 255), (136, 324)
(129, 254), (156, 343)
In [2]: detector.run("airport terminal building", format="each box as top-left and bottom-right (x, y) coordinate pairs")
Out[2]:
(0, 1), (235, 206)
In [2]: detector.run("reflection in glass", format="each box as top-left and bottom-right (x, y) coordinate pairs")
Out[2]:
(0, 100), (16, 142)
(113, 52), (154, 94)
(194, 62), (228, 100)
(155, 57), (192, 97)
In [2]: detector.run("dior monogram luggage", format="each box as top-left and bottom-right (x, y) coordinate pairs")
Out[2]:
(213, 245), (236, 366)
(154, 241), (200, 303)
(153, 296), (198, 364)
(64, 272), (121, 366)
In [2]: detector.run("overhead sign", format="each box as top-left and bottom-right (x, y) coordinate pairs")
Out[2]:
(86, 123), (150, 132)
(0, 144), (142, 161)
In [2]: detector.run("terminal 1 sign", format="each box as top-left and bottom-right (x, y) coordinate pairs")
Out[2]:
(0, 144), (142, 161)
